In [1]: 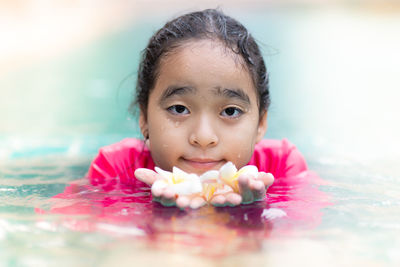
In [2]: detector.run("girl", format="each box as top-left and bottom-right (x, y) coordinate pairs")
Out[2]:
(87, 9), (307, 209)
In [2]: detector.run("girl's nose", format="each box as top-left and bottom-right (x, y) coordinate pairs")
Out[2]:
(189, 115), (219, 148)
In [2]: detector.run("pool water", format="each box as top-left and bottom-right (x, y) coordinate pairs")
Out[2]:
(1, 4), (400, 267)
(1, 149), (398, 266)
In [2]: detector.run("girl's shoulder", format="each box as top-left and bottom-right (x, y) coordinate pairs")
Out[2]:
(251, 138), (307, 177)
(96, 137), (153, 170)
(88, 138), (154, 190)
(254, 138), (298, 154)
(98, 138), (147, 155)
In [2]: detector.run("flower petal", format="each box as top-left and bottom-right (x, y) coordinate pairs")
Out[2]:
(219, 162), (237, 181)
(155, 167), (172, 180)
(173, 182), (189, 195)
(214, 184), (234, 195)
(187, 173), (201, 181)
(152, 180), (168, 191)
(199, 170), (219, 183)
(237, 165), (258, 178)
(190, 179), (203, 194)
(172, 166), (189, 183)
(202, 183), (219, 201)
(173, 180), (202, 195)
(187, 174), (202, 193)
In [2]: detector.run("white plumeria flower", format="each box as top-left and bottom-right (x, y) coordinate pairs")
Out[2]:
(152, 166), (203, 196)
(219, 162), (258, 192)
(199, 162), (259, 200)
(199, 170), (229, 201)
(151, 162), (259, 202)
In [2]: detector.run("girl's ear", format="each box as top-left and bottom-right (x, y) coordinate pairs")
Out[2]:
(256, 111), (268, 143)
(139, 111), (149, 139)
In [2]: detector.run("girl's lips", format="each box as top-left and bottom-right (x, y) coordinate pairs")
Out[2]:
(181, 158), (224, 172)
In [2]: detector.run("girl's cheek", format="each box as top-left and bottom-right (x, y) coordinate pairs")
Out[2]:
(161, 143), (169, 149)
(173, 120), (181, 128)
(157, 123), (187, 146)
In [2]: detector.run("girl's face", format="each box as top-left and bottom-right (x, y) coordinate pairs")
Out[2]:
(140, 39), (267, 175)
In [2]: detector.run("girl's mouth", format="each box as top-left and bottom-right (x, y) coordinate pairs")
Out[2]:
(180, 158), (225, 173)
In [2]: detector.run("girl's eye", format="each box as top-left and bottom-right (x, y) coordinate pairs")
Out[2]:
(220, 107), (243, 118)
(167, 105), (190, 115)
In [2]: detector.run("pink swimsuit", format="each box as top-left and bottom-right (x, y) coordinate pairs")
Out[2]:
(43, 138), (329, 233)
(87, 138), (307, 194)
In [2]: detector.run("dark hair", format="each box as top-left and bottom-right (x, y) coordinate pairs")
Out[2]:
(131, 8), (270, 118)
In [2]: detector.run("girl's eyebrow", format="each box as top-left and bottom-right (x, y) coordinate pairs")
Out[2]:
(212, 87), (250, 105)
(160, 86), (196, 103)
(159, 86), (250, 105)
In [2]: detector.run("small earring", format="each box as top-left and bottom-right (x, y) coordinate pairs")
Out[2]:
(143, 130), (150, 147)
(142, 130), (149, 139)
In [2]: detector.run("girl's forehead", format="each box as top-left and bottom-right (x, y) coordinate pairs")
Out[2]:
(161, 39), (246, 70)
(155, 39), (256, 97)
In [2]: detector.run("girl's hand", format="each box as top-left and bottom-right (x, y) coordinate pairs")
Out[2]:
(210, 172), (274, 207)
(134, 168), (274, 208)
(134, 168), (206, 209)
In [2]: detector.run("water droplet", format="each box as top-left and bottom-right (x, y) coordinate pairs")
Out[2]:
(175, 121), (180, 127)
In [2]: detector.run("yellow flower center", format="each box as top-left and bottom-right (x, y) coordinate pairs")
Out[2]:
(171, 175), (185, 184)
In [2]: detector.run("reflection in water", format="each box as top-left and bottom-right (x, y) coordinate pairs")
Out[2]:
(36, 170), (330, 257)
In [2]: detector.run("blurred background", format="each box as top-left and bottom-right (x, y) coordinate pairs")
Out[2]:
(1, 0), (399, 174)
